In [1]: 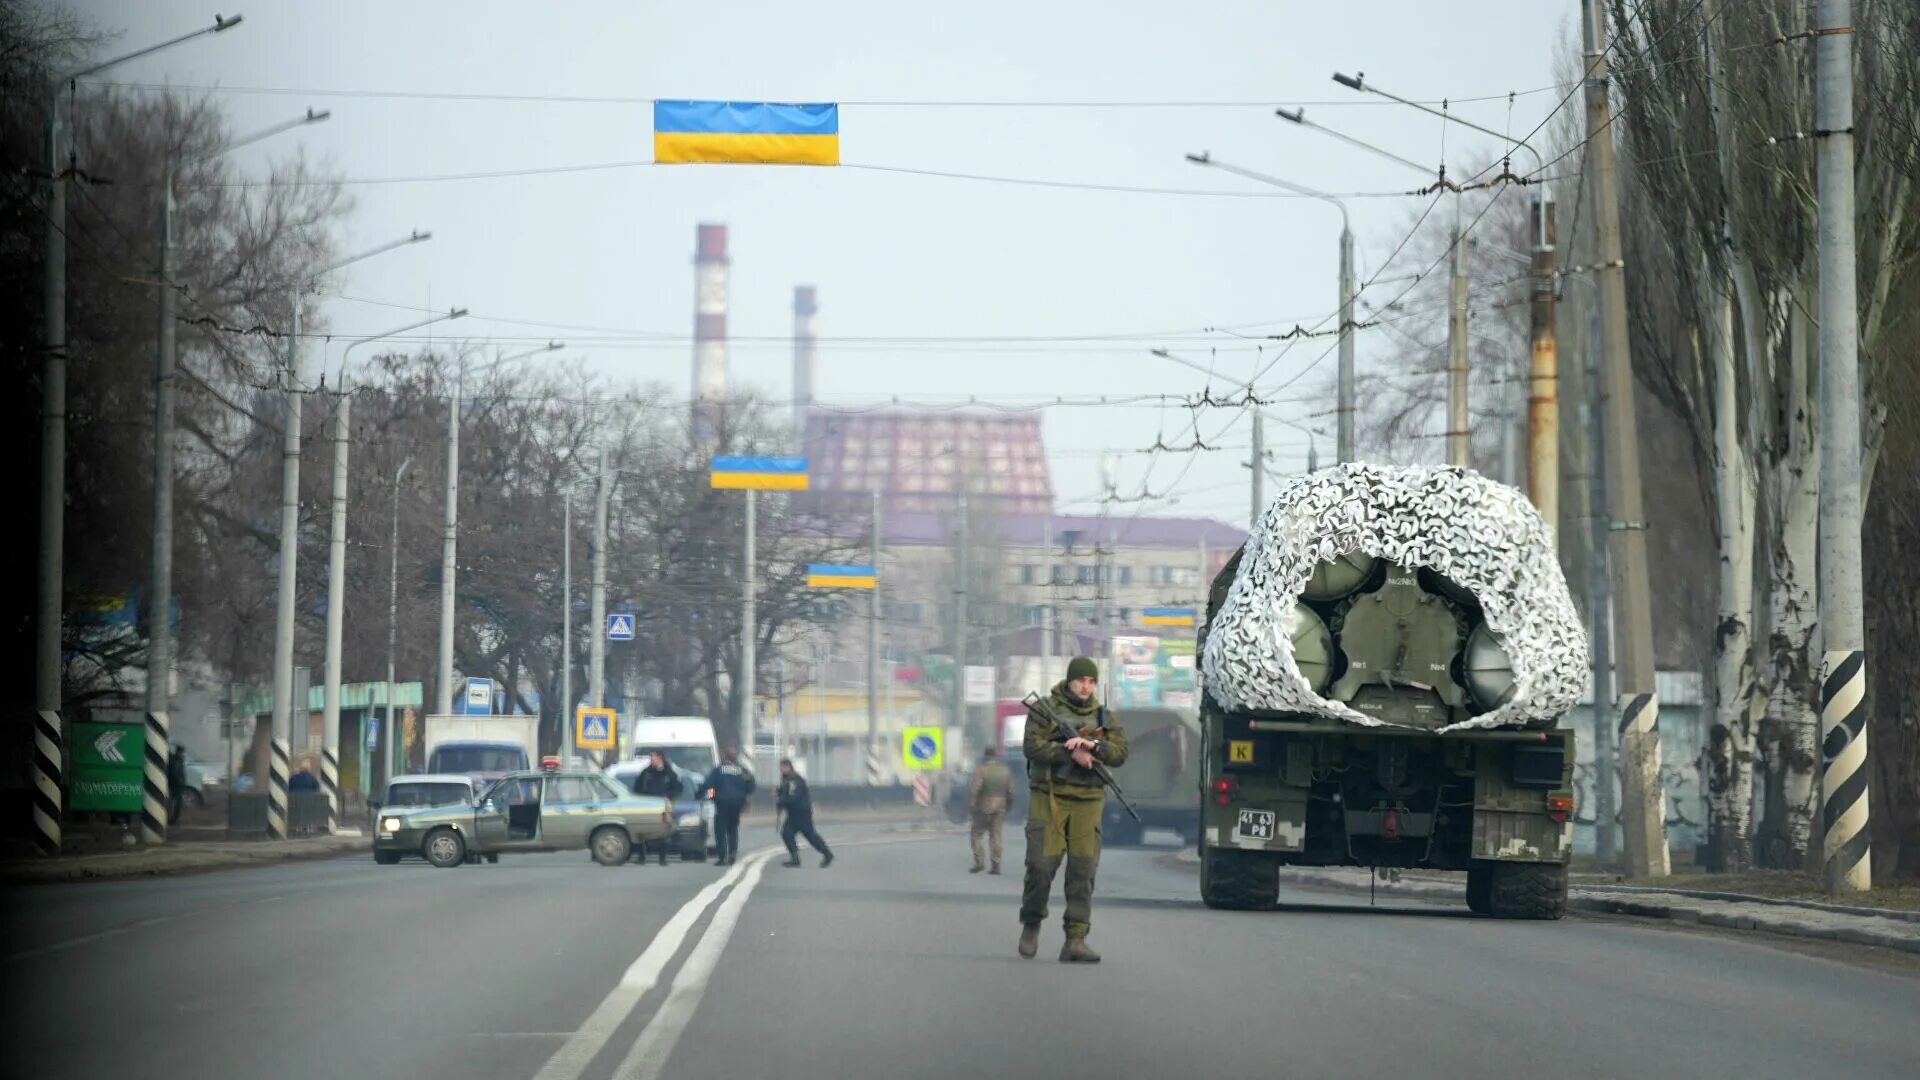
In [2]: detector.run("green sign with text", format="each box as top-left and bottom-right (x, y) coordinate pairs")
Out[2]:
(70, 721), (145, 812)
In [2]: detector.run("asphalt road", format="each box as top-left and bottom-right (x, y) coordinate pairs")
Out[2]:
(5, 822), (1920, 1080)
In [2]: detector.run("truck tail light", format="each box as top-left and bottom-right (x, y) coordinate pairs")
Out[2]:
(1211, 777), (1237, 806)
(1547, 794), (1573, 822)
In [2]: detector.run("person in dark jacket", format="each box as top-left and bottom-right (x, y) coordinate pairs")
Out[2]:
(167, 744), (189, 823)
(632, 751), (684, 866)
(775, 759), (833, 869)
(702, 748), (755, 866)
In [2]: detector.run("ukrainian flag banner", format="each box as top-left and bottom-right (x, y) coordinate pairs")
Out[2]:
(710, 455), (809, 491)
(807, 564), (877, 590)
(654, 100), (840, 166)
(1141, 607), (1197, 628)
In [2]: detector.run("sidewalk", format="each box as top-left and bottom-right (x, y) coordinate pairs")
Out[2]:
(1, 834), (367, 885)
(1170, 851), (1920, 955)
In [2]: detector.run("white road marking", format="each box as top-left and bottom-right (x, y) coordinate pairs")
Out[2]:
(530, 848), (772, 1080)
(609, 850), (776, 1080)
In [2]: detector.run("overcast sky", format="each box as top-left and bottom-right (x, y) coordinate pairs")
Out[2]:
(75, 0), (1580, 529)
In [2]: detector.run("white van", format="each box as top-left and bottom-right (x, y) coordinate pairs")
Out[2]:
(627, 717), (723, 781)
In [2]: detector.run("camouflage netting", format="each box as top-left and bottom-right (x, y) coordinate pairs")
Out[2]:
(1200, 463), (1589, 731)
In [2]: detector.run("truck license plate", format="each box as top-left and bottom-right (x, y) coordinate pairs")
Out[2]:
(1235, 808), (1275, 841)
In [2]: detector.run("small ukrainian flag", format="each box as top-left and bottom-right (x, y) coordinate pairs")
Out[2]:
(654, 100), (840, 166)
(1140, 607), (1197, 628)
(710, 455), (810, 491)
(807, 564), (877, 590)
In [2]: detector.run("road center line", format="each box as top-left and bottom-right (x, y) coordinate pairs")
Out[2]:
(530, 848), (772, 1080)
(609, 850), (776, 1080)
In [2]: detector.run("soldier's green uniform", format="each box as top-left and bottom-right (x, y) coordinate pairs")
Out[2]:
(1019, 663), (1128, 956)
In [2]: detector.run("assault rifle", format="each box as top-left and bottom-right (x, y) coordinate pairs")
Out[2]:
(1021, 692), (1141, 823)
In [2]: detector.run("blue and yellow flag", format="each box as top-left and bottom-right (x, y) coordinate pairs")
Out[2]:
(654, 100), (839, 166)
(710, 455), (810, 491)
(807, 564), (877, 590)
(1141, 607), (1197, 628)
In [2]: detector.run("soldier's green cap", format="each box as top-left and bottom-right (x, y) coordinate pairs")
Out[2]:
(1066, 656), (1099, 682)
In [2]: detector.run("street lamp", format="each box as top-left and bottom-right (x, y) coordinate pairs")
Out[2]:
(1186, 151), (1357, 466)
(142, 106), (328, 844)
(382, 456), (414, 791)
(1150, 347), (1330, 524)
(267, 229), (430, 837)
(321, 308), (468, 832)
(35, 12), (243, 857)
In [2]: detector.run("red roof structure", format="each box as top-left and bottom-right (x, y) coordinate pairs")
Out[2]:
(799, 409), (1054, 517)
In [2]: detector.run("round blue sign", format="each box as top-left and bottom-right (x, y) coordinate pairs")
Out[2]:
(909, 734), (937, 761)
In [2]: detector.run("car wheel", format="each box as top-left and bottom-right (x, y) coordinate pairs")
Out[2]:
(424, 828), (467, 868)
(590, 826), (632, 867)
(373, 850), (401, 865)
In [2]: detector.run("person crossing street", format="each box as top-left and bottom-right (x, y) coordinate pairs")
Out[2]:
(631, 750), (684, 866)
(775, 758), (833, 868)
(1018, 656), (1127, 964)
(967, 746), (1015, 874)
(703, 748), (755, 866)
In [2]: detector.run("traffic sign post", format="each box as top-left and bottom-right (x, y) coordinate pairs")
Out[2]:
(575, 706), (616, 753)
(71, 721), (145, 813)
(606, 613), (635, 641)
(901, 726), (944, 772)
(463, 677), (493, 716)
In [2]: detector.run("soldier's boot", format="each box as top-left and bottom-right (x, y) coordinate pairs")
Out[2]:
(970, 862), (984, 873)
(820, 852), (833, 868)
(989, 862), (1002, 875)
(782, 857), (802, 868)
(1017, 924), (1041, 959)
(1059, 937), (1101, 964)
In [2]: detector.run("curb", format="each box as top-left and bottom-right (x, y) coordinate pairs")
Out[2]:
(0, 837), (367, 885)
(1169, 851), (1920, 956)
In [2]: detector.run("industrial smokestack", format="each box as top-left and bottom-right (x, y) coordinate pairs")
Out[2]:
(792, 285), (818, 446)
(692, 223), (730, 444)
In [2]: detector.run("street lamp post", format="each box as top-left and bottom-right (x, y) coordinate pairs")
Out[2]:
(35, 12), (243, 857)
(382, 457), (413, 792)
(1185, 151), (1356, 466)
(266, 229), (431, 839)
(321, 309), (468, 833)
(143, 107), (328, 846)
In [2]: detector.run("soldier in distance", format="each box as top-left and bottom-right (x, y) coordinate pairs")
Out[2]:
(967, 745), (1014, 875)
(775, 758), (833, 868)
(1019, 655), (1128, 964)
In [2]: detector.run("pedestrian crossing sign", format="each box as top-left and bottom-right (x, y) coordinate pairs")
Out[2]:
(576, 706), (616, 751)
(607, 613), (635, 640)
(901, 726), (943, 772)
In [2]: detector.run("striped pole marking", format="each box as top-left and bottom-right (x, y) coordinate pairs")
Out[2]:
(139, 709), (170, 845)
(1616, 692), (1659, 736)
(1819, 650), (1871, 891)
(865, 748), (883, 787)
(319, 747), (340, 833)
(266, 738), (290, 839)
(32, 709), (63, 855)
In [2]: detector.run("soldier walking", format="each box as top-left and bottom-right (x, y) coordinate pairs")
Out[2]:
(1019, 656), (1127, 963)
(968, 746), (1014, 874)
(703, 748), (755, 866)
(775, 759), (833, 868)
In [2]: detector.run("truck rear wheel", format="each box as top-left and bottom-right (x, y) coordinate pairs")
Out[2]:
(1465, 866), (1492, 914)
(1200, 848), (1279, 910)
(1485, 862), (1567, 920)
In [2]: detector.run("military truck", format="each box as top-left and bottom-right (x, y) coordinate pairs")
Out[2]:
(1100, 705), (1200, 847)
(1195, 465), (1585, 919)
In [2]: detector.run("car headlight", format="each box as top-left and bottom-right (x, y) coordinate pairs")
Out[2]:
(676, 812), (701, 827)
(381, 817), (402, 834)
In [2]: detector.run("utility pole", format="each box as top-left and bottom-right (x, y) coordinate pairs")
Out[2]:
(866, 488), (881, 783)
(1583, 0), (1668, 877)
(738, 489), (756, 751)
(141, 168), (180, 846)
(1250, 412), (1265, 525)
(1528, 190), (1560, 540)
(382, 458), (411, 790)
(1041, 511), (1055, 677)
(436, 358), (461, 724)
(321, 377), (350, 832)
(1587, 307), (1618, 867)
(589, 450), (611, 763)
(1447, 202), (1471, 468)
(952, 484), (969, 732)
(561, 488), (573, 764)
(266, 297), (302, 841)
(1814, 0), (1870, 894)
(1337, 224), (1357, 463)
(34, 80), (70, 857)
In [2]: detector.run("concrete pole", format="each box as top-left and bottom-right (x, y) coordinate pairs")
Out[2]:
(141, 168), (179, 845)
(1041, 511), (1056, 676)
(1587, 307), (1618, 867)
(1813, 0), (1870, 894)
(562, 488), (573, 764)
(1337, 225), (1357, 464)
(1527, 190), (1560, 542)
(1250, 412), (1265, 526)
(382, 458), (411, 790)
(867, 488), (881, 780)
(737, 489), (756, 748)
(33, 92), (68, 856)
(1447, 204), (1472, 468)
(590, 451), (611, 718)
(436, 359), (461, 722)
(320, 377), (350, 832)
(266, 292), (302, 840)
(1583, 0), (1668, 877)
(953, 486), (968, 730)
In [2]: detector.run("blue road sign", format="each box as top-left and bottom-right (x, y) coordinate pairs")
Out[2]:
(463, 677), (494, 716)
(579, 710), (611, 746)
(365, 717), (380, 751)
(607, 613), (635, 640)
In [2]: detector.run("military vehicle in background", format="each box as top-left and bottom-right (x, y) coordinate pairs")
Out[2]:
(1195, 465), (1584, 919)
(1099, 705), (1199, 846)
